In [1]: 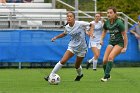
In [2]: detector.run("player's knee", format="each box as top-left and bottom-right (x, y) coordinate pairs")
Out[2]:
(94, 54), (99, 59)
(75, 64), (81, 69)
(103, 60), (107, 64)
(108, 56), (114, 61)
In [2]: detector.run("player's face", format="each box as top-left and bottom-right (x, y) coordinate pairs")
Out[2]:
(95, 14), (101, 21)
(67, 13), (75, 24)
(107, 9), (115, 19)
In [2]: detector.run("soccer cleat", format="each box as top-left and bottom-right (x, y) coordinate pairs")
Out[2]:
(93, 69), (97, 71)
(86, 62), (91, 69)
(75, 74), (83, 81)
(101, 75), (111, 82)
(107, 76), (111, 80)
(101, 78), (108, 82)
(44, 76), (49, 81)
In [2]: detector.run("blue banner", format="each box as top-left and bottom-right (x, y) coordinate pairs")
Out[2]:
(0, 30), (139, 63)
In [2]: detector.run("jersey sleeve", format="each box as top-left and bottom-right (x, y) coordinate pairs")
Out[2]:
(118, 19), (125, 32)
(79, 21), (91, 31)
(64, 26), (68, 34)
(79, 21), (90, 26)
(63, 30), (67, 34)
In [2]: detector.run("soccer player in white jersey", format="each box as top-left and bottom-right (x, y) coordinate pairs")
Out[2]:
(44, 11), (93, 81)
(86, 13), (104, 70)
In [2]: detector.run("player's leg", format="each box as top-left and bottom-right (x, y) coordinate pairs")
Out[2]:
(51, 50), (74, 75)
(91, 47), (100, 70)
(101, 45), (123, 82)
(86, 41), (97, 69)
(103, 45), (113, 73)
(44, 50), (74, 81)
(105, 45), (123, 77)
(86, 57), (93, 69)
(74, 56), (84, 81)
(101, 45), (113, 82)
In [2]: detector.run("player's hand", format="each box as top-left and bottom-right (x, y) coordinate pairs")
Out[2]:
(51, 37), (57, 42)
(86, 31), (90, 36)
(89, 32), (95, 38)
(90, 34), (95, 38)
(121, 48), (127, 53)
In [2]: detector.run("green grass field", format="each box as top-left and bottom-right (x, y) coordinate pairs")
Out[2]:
(0, 67), (140, 93)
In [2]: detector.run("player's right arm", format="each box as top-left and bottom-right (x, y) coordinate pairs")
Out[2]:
(100, 29), (107, 45)
(51, 32), (67, 42)
(130, 30), (140, 39)
(100, 21), (108, 45)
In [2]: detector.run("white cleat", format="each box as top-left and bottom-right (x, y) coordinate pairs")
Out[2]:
(101, 76), (111, 82)
(101, 78), (108, 82)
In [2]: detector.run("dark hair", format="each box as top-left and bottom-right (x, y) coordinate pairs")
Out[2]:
(108, 6), (117, 13)
(108, 6), (118, 19)
(95, 13), (101, 16)
(67, 11), (75, 19)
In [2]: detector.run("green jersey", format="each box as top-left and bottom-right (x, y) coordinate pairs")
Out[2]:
(103, 18), (125, 45)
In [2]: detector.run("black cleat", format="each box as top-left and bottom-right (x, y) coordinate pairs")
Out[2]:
(86, 62), (91, 69)
(75, 74), (83, 81)
(44, 76), (49, 81)
(93, 69), (97, 71)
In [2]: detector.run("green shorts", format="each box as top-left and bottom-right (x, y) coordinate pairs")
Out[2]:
(109, 41), (124, 48)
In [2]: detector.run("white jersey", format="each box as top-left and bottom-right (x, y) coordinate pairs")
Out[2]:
(90, 21), (103, 42)
(64, 21), (90, 52)
(88, 21), (103, 49)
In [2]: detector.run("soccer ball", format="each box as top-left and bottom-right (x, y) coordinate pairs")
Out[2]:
(48, 74), (60, 85)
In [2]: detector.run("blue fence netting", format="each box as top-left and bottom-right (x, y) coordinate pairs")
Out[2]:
(0, 30), (139, 64)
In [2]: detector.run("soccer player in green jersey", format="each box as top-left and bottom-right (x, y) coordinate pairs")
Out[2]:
(100, 7), (128, 82)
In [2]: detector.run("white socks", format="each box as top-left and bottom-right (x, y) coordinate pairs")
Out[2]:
(50, 61), (83, 77)
(88, 57), (94, 63)
(50, 61), (63, 76)
(93, 58), (97, 70)
(88, 57), (98, 69)
(76, 65), (83, 76)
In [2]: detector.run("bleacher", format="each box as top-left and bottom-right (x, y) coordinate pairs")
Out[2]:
(0, 3), (52, 9)
(0, 3), (67, 29)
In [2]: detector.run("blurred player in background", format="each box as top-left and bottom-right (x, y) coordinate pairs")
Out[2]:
(44, 11), (93, 81)
(100, 7), (128, 82)
(86, 13), (104, 70)
(130, 15), (140, 51)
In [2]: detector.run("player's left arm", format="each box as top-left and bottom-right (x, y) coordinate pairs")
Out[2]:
(119, 19), (128, 53)
(121, 31), (128, 53)
(88, 23), (95, 38)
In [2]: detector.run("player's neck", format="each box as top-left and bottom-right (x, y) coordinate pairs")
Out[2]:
(69, 21), (75, 27)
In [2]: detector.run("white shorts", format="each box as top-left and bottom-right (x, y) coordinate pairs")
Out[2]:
(67, 46), (87, 57)
(89, 41), (101, 49)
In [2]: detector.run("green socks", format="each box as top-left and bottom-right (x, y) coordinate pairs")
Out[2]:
(104, 61), (113, 78)
(103, 64), (106, 74)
